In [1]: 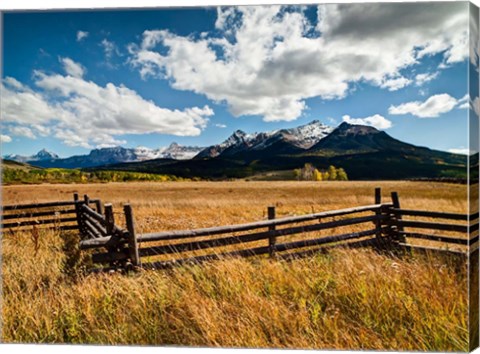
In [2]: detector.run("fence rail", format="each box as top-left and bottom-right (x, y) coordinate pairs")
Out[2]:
(1, 196), (99, 232)
(2, 188), (478, 272)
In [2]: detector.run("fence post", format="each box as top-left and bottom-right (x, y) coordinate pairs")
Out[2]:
(374, 188), (383, 243)
(95, 200), (104, 215)
(391, 191), (406, 243)
(84, 194), (90, 207)
(268, 206), (276, 258)
(104, 203), (114, 235)
(73, 193), (84, 237)
(124, 204), (140, 267)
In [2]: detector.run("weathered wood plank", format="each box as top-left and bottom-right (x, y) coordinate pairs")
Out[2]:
(2, 208), (77, 220)
(3, 224), (79, 233)
(95, 200), (103, 215)
(137, 212), (385, 243)
(140, 245), (271, 270)
(82, 214), (385, 249)
(83, 219), (104, 238)
(400, 232), (469, 245)
(2, 217), (77, 229)
(268, 206), (276, 258)
(139, 230), (271, 257)
(124, 204), (140, 266)
(374, 188), (382, 239)
(274, 228), (378, 252)
(395, 220), (468, 233)
(391, 191), (405, 243)
(397, 243), (467, 256)
(81, 204), (106, 225)
(104, 204), (115, 235)
(2, 199), (99, 212)
(278, 238), (379, 261)
(392, 208), (468, 220)
(82, 213), (108, 236)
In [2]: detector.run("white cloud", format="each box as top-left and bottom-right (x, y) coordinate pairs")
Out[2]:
(9, 126), (36, 139)
(1, 135), (12, 143)
(60, 57), (86, 78)
(77, 31), (89, 42)
(214, 123), (227, 128)
(2, 77), (61, 125)
(380, 76), (412, 91)
(342, 114), (392, 130)
(448, 148), (470, 155)
(415, 71), (439, 86)
(388, 93), (461, 118)
(3, 77), (26, 90)
(1, 73), (214, 148)
(129, 3), (468, 122)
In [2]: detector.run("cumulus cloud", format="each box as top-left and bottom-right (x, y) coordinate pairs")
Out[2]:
(9, 126), (36, 139)
(1, 135), (12, 143)
(342, 114), (392, 129)
(1, 74), (214, 148)
(129, 3), (469, 122)
(2, 77), (60, 125)
(215, 123), (227, 128)
(77, 31), (89, 41)
(60, 57), (86, 78)
(388, 93), (463, 118)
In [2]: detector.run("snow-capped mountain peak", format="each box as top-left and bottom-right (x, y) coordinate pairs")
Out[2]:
(4, 148), (59, 163)
(134, 143), (204, 161)
(283, 120), (334, 149)
(196, 120), (333, 158)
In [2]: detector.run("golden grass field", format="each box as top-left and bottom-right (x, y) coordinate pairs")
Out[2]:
(1, 181), (472, 350)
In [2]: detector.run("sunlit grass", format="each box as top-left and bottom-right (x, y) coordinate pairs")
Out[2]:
(1, 181), (470, 350)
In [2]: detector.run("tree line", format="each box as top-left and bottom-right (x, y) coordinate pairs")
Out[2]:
(294, 163), (348, 181)
(2, 168), (192, 184)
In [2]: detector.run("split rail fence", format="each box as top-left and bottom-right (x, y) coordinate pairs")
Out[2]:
(1, 195), (101, 233)
(2, 188), (478, 272)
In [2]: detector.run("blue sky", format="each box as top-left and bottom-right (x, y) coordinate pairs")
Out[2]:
(0, 3), (475, 157)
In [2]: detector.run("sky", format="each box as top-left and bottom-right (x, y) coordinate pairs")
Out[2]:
(0, 2), (477, 157)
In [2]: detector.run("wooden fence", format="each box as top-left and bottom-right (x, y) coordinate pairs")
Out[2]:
(2, 188), (478, 272)
(77, 188), (478, 271)
(1, 194), (101, 233)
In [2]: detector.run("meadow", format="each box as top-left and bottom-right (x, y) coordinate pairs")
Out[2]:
(1, 181), (471, 350)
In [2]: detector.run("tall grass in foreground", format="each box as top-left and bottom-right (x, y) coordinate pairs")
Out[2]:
(2, 228), (468, 351)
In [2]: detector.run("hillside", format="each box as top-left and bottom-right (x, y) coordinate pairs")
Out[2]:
(2, 159), (42, 171)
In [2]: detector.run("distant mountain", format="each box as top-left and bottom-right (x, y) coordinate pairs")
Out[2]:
(133, 143), (203, 161)
(4, 148), (59, 163)
(12, 143), (204, 169)
(95, 122), (467, 180)
(196, 120), (333, 158)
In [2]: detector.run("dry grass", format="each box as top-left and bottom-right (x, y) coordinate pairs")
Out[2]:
(1, 181), (470, 350)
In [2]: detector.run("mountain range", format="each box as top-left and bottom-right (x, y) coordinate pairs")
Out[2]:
(5, 143), (204, 169)
(3, 120), (467, 180)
